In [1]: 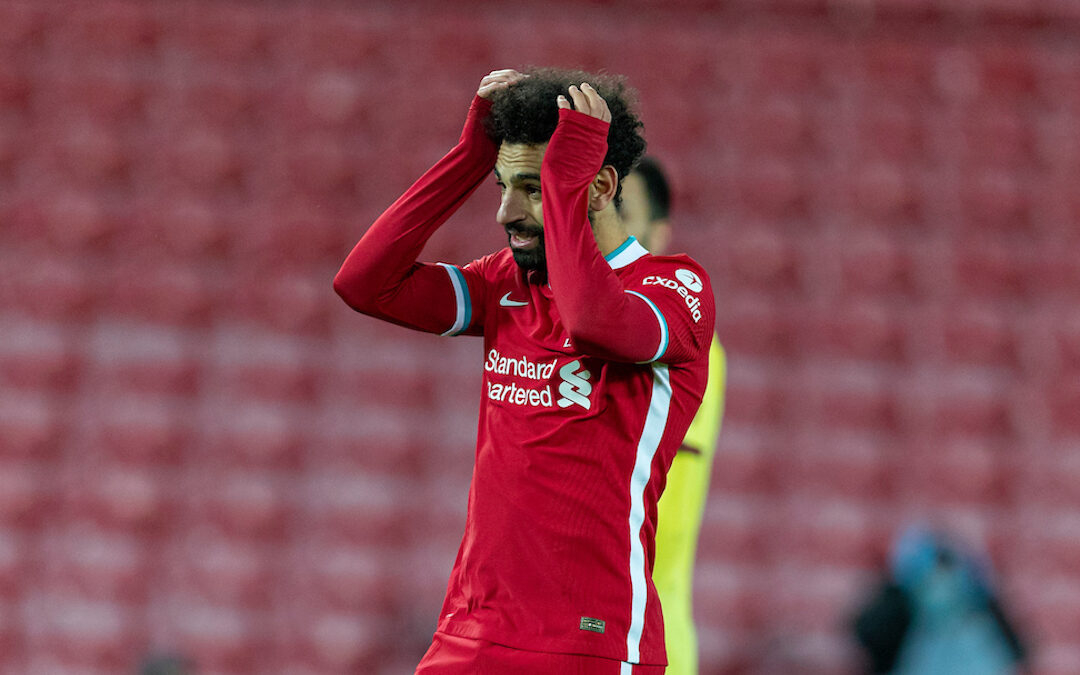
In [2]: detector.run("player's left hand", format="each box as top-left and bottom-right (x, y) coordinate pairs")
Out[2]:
(557, 82), (611, 123)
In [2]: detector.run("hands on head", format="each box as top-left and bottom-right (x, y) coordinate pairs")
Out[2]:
(558, 83), (611, 123)
(478, 70), (611, 124)
(477, 69), (528, 99)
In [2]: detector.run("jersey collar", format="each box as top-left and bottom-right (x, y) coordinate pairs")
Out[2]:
(604, 237), (649, 270)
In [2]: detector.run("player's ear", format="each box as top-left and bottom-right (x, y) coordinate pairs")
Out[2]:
(588, 166), (618, 211)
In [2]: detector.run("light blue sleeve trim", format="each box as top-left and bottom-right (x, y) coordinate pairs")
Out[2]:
(626, 290), (668, 363)
(436, 263), (471, 336)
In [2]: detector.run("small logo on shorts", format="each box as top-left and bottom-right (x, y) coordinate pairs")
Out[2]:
(579, 617), (606, 634)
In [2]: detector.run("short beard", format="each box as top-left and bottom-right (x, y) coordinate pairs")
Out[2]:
(510, 239), (546, 276)
(506, 224), (546, 276)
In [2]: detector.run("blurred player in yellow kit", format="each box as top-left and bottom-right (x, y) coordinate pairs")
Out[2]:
(619, 158), (726, 675)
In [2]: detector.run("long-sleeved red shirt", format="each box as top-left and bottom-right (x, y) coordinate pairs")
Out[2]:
(334, 97), (714, 666)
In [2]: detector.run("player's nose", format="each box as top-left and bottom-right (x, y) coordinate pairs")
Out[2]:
(496, 191), (527, 226)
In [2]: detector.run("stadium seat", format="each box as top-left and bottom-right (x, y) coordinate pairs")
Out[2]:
(67, 467), (169, 534)
(41, 189), (114, 252)
(714, 294), (799, 359)
(175, 534), (273, 609)
(839, 231), (916, 298)
(953, 240), (1029, 300)
(198, 472), (289, 543)
(722, 372), (791, 430)
(0, 393), (62, 460)
(165, 126), (241, 191)
(101, 262), (214, 327)
(84, 394), (188, 467)
(300, 470), (417, 547)
(0, 460), (49, 529)
(291, 610), (384, 672)
(200, 404), (305, 471)
(0, 314), (79, 394)
(805, 300), (906, 364)
(30, 594), (146, 671)
(858, 103), (926, 161)
(43, 525), (151, 605)
(960, 168), (1032, 235)
(942, 303), (1020, 369)
(697, 496), (771, 565)
(52, 1), (159, 58)
(851, 161), (918, 222)
(740, 96), (810, 155)
(170, 600), (269, 672)
(735, 159), (809, 221)
(694, 561), (769, 631)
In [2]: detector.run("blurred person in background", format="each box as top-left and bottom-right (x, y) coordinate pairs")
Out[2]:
(138, 653), (194, 675)
(852, 525), (1029, 675)
(334, 68), (715, 674)
(620, 158), (726, 675)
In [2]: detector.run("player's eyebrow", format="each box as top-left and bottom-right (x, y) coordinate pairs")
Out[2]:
(493, 168), (541, 183)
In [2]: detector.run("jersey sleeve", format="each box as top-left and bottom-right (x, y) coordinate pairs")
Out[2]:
(622, 256), (716, 365)
(332, 96), (495, 336)
(540, 110), (715, 364)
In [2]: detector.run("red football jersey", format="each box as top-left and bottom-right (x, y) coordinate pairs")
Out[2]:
(335, 97), (714, 665)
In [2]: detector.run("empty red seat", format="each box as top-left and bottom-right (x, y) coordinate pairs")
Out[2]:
(0, 460), (50, 529)
(0, 393), (62, 460)
(839, 231), (916, 298)
(0, 253), (97, 320)
(714, 294), (799, 359)
(953, 240), (1030, 300)
(851, 161), (918, 223)
(43, 526), (150, 604)
(805, 301), (906, 364)
(102, 262), (214, 327)
(171, 600), (270, 672)
(697, 496), (771, 565)
(64, 466), (169, 534)
(299, 471), (415, 546)
(30, 595), (146, 671)
(200, 403), (304, 470)
(0, 316), (79, 393)
(943, 303), (1020, 368)
(173, 533), (273, 608)
(55, 122), (130, 185)
(858, 103), (926, 162)
(51, 1), (159, 58)
(195, 472), (289, 543)
(165, 126), (241, 191)
(735, 160), (809, 221)
(960, 168), (1032, 236)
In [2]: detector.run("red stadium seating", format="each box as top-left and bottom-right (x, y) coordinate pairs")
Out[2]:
(1, 1), (1077, 673)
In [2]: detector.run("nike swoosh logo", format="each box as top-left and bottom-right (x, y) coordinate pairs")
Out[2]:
(499, 292), (529, 307)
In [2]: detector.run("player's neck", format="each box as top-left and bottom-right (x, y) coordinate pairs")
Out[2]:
(591, 205), (630, 258)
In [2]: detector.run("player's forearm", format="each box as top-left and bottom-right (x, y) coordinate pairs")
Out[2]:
(541, 110), (663, 362)
(333, 97), (496, 314)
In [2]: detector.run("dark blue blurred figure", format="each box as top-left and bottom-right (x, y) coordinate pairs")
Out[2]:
(139, 653), (194, 675)
(852, 525), (1028, 675)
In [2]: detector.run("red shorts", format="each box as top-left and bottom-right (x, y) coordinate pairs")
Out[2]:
(415, 631), (665, 674)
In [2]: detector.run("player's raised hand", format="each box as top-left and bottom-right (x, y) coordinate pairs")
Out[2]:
(557, 82), (611, 123)
(477, 69), (527, 99)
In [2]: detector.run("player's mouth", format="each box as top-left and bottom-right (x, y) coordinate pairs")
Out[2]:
(506, 225), (542, 250)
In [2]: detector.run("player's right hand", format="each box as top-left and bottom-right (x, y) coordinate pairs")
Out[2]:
(477, 69), (527, 99)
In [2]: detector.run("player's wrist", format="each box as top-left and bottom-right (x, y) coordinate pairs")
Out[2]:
(459, 96), (498, 156)
(541, 111), (609, 187)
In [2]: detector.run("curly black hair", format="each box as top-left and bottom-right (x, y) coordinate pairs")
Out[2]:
(485, 67), (647, 204)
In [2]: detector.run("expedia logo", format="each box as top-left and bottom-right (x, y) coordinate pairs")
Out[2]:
(675, 268), (703, 292)
(642, 269), (704, 323)
(556, 360), (592, 410)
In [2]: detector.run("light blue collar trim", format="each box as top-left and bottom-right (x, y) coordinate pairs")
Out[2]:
(605, 237), (649, 270)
